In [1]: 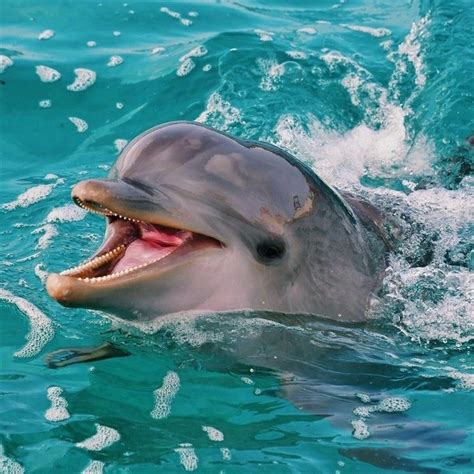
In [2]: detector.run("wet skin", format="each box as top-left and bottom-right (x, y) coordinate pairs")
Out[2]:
(46, 121), (388, 322)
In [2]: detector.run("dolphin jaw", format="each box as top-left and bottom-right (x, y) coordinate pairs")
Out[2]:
(48, 200), (223, 295)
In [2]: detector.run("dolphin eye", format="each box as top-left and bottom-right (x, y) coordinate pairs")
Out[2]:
(256, 240), (286, 264)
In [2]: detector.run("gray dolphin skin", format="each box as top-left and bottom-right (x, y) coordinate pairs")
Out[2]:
(47, 121), (388, 322)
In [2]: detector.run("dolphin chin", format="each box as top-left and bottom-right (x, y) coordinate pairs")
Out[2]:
(46, 121), (390, 322)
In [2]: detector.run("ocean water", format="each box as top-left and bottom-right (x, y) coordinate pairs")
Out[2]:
(0, 0), (473, 472)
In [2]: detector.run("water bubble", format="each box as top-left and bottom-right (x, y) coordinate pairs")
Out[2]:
(76, 424), (121, 451)
(0, 55), (13, 73)
(114, 139), (128, 153)
(177, 58), (195, 77)
(67, 68), (96, 91)
(351, 419), (370, 439)
(107, 55), (123, 67)
(35, 65), (61, 82)
(175, 443), (198, 472)
(297, 27), (317, 35)
(38, 29), (55, 40)
(179, 45), (207, 63)
(45, 386), (70, 422)
(39, 99), (52, 108)
(202, 425), (224, 441)
(151, 371), (180, 419)
(151, 46), (165, 55)
(68, 116), (88, 133)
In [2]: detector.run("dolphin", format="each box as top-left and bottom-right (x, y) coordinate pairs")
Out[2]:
(46, 121), (390, 322)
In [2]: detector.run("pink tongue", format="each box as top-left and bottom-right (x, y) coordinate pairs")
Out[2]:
(112, 226), (192, 274)
(112, 240), (174, 274)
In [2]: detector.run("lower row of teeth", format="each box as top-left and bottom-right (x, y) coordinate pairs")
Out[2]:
(60, 245), (125, 276)
(78, 249), (176, 282)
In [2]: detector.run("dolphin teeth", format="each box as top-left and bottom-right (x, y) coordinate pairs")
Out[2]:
(60, 244), (126, 276)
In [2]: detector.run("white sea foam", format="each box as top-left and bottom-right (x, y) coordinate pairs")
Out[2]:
(448, 371), (474, 390)
(39, 99), (52, 108)
(33, 224), (58, 249)
(38, 29), (55, 40)
(151, 46), (165, 55)
(0, 289), (54, 358)
(0, 55), (14, 73)
(341, 24), (391, 37)
(286, 51), (307, 60)
(254, 29), (273, 42)
(67, 68), (96, 91)
(151, 371), (180, 419)
(0, 445), (24, 474)
(160, 7), (192, 26)
(389, 14), (430, 99)
(69, 116), (88, 133)
(179, 45), (208, 62)
(114, 139), (128, 153)
(220, 447), (231, 461)
(107, 55), (123, 67)
(297, 27), (317, 35)
(177, 58), (195, 77)
(241, 376), (254, 385)
(34, 263), (48, 283)
(45, 386), (70, 422)
(257, 58), (285, 92)
(87, 41), (97, 47)
(35, 65), (61, 82)
(2, 183), (55, 210)
(113, 31), (121, 37)
(196, 92), (242, 130)
(175, 443), (198, 471)
(76, 424), (121, 451)
(46, 203), (87, 223)
(81, 460), (105, 474)
(351, 419), (370, 439)
(188, 11), (198, 17)
(202, 426), (224, 441)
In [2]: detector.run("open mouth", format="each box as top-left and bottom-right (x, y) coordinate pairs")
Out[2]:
(59, 197), (221, 283)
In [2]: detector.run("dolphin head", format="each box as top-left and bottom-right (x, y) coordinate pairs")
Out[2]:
(47, 122), (385, 321)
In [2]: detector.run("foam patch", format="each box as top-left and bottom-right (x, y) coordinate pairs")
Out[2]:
(202, 426), (224, 442)
(177, 58), (195, 77)
(76, 424), (121, 451)
(151, 371), (180, 419)
(45, 386), (70, 422)
(0, 289), (54, 358)
(68, 116), (88, 133)
(174, 443), (198, 471)
(35, 65), (61, 82)
(38, 29), (55, 40)
(81, 460), (105, 474)
(67, 68), (96, 91)
(0, 55), (13, 73)
(0, 445), (24, 474)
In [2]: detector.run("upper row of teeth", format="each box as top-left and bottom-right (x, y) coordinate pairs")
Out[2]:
(78, 249), (177, 283)
(60, 244), (125, 276)
(75, 198), (143, 223)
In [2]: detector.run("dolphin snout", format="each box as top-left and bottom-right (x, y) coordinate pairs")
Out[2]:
(72, 179), (117, 213)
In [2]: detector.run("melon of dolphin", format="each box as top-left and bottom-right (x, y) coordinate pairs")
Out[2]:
(46, 121), (388, 321)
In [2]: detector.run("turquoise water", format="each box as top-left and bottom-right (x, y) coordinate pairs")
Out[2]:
(1, 0), (473, 472)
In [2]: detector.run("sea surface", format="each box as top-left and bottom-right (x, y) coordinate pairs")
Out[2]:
(0, 0), (473, 472)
